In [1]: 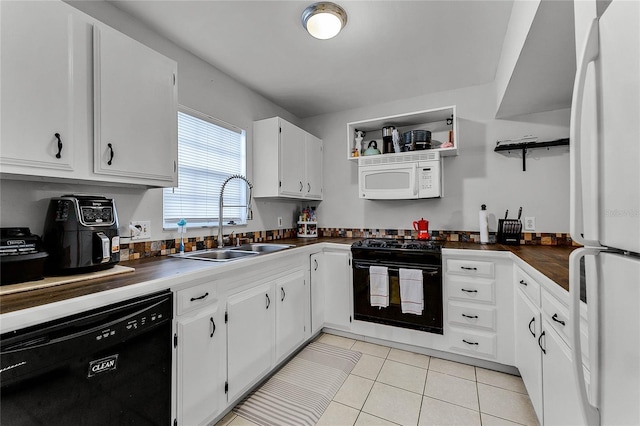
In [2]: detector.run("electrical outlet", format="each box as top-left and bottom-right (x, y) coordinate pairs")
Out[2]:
(277, 217), (283, 227)
(524, 217), (536, 232)
(130, 220), (151, 240)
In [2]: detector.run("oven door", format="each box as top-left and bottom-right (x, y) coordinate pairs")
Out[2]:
(359, 163), (418, 199)
(352, 259), (443, 334)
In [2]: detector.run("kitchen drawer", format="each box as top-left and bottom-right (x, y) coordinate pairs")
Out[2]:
(447, 301), (496, 331)
(176, 281), (217, 315)
(447, 276), (495, 305)
(447, 259), (494, 278)
(448, 327), (497, 359)
(515, 267), (541, 306)
(541, 290), (570, 343)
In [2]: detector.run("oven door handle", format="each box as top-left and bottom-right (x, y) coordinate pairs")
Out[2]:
(353, 263), (440, 275)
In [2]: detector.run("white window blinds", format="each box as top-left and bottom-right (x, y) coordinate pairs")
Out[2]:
(163, 109), (247, 229)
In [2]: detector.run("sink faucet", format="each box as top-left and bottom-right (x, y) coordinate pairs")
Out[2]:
(218, 174), (253, 248)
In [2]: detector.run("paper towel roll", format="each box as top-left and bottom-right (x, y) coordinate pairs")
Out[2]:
(479, 205), (489, 244)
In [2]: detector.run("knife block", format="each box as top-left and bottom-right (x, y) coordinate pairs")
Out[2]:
(497, 219), (522, 245)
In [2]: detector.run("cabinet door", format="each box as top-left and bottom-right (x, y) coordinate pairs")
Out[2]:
(1, 1), (78, 173)
(541, 325), (588, 426)
(93, 23), (177, 186)
(176, 304), (223, 426)
(514, 290), (543, 421)
(226, 283), (275, 402)
(279, 120), (306, 197)
(323, 250), (352, 330)
(305, 134), (323, 199)
(275, 269), (308, 363)
(310, 253), (325, 334)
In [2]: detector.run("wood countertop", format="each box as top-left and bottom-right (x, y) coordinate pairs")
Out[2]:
(0, 237), (577, 315)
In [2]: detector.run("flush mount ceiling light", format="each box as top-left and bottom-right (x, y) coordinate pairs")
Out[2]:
(301, 2), (347, 40)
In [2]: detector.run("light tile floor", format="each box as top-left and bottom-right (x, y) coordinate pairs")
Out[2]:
(216, 334), (539, 426)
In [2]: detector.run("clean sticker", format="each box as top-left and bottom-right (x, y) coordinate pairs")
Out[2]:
(88, 354), (119, 378)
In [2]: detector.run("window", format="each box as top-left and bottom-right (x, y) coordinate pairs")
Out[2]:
(163, 107), (247, 229)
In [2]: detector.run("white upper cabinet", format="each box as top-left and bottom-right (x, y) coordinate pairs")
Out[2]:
(253, 117), (323, 200)
(0, 1), (81, 175)
(0, 0), (177, 187)
(93, 24), (178, 186)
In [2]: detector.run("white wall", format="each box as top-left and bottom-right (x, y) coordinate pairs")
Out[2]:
(302, 82), (571, 234)
(0, 0), (303, 240)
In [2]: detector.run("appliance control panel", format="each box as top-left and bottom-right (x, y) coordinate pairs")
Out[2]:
(417, 160), (442, 198)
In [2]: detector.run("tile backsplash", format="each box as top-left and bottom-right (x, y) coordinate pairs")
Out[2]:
(119, 227), (575, 261)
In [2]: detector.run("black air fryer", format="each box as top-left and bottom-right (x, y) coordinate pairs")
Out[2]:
(43, 195), (120, 274)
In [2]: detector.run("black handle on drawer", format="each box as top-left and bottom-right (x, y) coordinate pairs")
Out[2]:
(528, 317), (536, 337)
(54, 133), (63, 159)
(266, 294), (271, 309)
(462, 314), (478, 319)
(552, 313), (566, 326)
(461, 266), (478, 271)
(210, 317), (216, 338)
(107, 143), (114, 165)
(461, 289), (478, 293)
(519, 279), (528, 286)
(462, 339), (479, 346)
(190, 292), (209, 302)
(538, 330), (546, 354)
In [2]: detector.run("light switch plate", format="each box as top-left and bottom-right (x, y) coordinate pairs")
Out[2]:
(524, 217), (536, 231)
(130, 220), (151, 240)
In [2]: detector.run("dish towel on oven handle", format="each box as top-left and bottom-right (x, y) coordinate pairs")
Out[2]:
(399, 268), (423, 315)
(369, 265), (389, 308)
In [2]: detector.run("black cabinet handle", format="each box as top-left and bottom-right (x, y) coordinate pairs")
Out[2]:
(307, 183), (311, 193)
(190, 292), (209, 302)
(210, 317), (215, 337)
(299, 181), (303, 191)
(519, 279), (528, 286)
(528, 317), (536, 337)
(54, 133), (63, 159)
(314, 259), (318, 271)
(107, 143), (114, 165)
(461, 289), (478, 293)
(462, 314), (478, 319)
(281, 287), (286, 302)
(538, 330), (546, 354)
(266, 294), (271, 309)
(462, 339), (479, 346)
(461, 266), (477, 271)
(552, 313), (566, 326)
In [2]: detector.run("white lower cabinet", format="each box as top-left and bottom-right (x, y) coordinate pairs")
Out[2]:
(275, 269), (309, 363)
(226, 267), (309, 403)
(310, 252), (325, 334)
(515, 288), (544, 420)
(316, 249), (352, 331)
(514, 266), (589, 426)
(176, 303), (224, 426)
(174, 280), (224, 426)
(226, 282), (275, 403)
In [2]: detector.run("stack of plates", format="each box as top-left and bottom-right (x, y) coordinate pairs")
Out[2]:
(402, 130), (432, 151)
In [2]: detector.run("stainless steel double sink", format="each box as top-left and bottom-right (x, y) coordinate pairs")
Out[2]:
(172, 243), (294, 262)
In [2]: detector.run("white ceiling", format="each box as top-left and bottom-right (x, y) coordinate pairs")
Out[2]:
(107, 0), (515, 118)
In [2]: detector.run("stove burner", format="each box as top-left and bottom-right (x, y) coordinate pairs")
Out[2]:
(352, 238), (441, 252)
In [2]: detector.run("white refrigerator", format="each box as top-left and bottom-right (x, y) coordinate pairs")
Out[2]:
(569, 0), (640, 425)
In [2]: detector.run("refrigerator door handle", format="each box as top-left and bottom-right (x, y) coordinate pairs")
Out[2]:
(569, 248), (601, 425)
(570, 17), (601, 248)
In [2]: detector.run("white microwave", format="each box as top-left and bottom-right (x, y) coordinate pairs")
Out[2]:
(358, 151), (442, 200)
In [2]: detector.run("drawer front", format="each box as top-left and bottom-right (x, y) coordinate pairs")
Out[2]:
(177, 281), (217, 315)
(447, 259), (495, 278)
(449, 328), (497, 359)
(515, 267), (541, 306)
(448, 302), (496, 331)
(541, 290), (570, 343)
(447, 276), (495, 304)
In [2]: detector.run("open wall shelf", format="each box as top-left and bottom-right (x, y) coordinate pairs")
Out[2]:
(494, 138), (569, 171)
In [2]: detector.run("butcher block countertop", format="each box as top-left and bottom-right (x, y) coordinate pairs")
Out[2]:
(0, 237), (577, 315)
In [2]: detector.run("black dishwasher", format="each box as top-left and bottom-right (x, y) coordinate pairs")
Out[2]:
(0, 290), (173, 425)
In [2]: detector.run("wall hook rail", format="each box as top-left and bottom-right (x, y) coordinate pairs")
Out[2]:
(494, 138), (569, 171)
